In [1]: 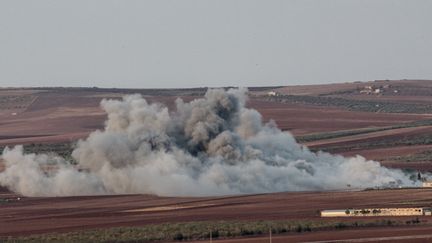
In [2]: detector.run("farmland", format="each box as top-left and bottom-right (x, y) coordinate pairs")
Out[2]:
(1, 79), (432, 242)
(2, 188), (432, 242)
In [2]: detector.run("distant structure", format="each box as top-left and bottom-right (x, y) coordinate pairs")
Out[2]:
(359, 84), (392, 95)
(267, 91), (279, 97)
(373, 88), (381, 94)
(321, 207), (432, 217)
(423, 181), (432, 187)
(359, 85), (374, 94)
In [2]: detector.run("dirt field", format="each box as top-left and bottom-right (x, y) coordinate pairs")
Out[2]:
(0, 82), (431, 174)
(249, 99), (430, 135)
(1, 85), (430, 143)
(1, 81), (432, 241)
(1, 188), (432, 240)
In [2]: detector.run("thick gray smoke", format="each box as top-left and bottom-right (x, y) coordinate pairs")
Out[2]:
(0, 89), (418, 197)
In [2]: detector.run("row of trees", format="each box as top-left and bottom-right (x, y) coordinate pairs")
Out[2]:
(345, 209), (382, 215)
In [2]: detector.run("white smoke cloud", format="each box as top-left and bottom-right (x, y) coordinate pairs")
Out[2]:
(0, 88), (418, 197)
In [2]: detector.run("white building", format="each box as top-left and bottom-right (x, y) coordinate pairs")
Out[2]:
(423, 181), (432, 187)
(267, 91), (278, 96)
(321, 207), (432, 217)
(320, 210), (348, 217)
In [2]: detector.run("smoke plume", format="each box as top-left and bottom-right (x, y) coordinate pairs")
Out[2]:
(0, 89), (417, 197)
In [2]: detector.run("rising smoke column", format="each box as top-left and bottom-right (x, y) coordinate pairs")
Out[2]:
(0, 88), (417, 197)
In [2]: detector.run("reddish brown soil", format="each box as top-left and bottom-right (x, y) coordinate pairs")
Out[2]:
(302, 125), (432, 169)
(340, 144), (432, 161)
(0, 91), (200, 146)
(0, 85), (430, 169)
(1, 86), (430, 147)
(1, 84), (432, 241)
(303, 122), (430, 145)
(382, 162), (432, 172)
(306, 126), (432, 148)
(248, 99), (429, 135)
(332, 145), (432, 171)
(1, 189), (432, 237)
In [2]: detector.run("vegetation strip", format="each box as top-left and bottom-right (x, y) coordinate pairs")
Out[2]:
(1, 219), (421, 243)
(265, 95), (432, 113)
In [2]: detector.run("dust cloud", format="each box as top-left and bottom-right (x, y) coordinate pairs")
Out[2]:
(0, 89), (417, 196)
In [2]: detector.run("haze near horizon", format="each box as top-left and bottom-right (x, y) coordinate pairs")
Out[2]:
(1, 0), (431, 88)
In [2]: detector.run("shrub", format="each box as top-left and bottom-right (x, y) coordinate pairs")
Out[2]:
(173, 233), (184, 241)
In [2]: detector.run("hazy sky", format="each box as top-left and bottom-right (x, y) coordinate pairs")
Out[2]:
(1, 1), (431, 88)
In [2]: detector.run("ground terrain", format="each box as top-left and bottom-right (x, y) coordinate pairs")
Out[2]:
(2, 188), (432, 242)
(1, 80), (432, 242)
(2, 80), (432, 169)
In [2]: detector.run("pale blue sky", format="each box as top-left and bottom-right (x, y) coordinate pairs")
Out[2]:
(0, 0), (431, 88)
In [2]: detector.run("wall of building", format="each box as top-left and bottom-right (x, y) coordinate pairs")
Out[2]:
(320, 210), (348, 217)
